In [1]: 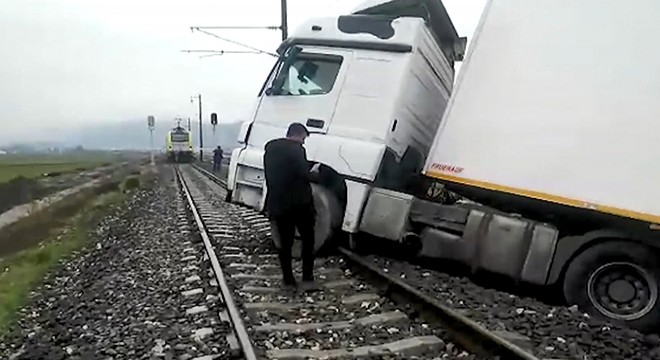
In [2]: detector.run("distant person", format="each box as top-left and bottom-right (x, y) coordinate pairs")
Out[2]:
(213, 146), (223, 172)
(263, 123), (320, 291)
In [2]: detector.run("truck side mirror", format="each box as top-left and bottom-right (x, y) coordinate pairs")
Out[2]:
(454, 37), (468, 61)
(237, 121), (253, 145)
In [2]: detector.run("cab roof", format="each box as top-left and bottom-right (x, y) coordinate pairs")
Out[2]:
(352, 0), (466, 60)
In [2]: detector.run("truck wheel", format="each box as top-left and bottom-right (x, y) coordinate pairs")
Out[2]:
(563, 241), (660, 332)
(271, 184), (342, 259)
(224, 190), (232, 203)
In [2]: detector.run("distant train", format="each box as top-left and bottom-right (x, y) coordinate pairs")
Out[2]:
(166, 126), (193, 163)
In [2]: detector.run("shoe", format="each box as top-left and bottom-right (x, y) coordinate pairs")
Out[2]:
(299, 280), (321, 293)
(281, 277), (297, 291)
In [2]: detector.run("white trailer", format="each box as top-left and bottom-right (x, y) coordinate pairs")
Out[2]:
(227, 0), (466, 253)
(359, 0), (660, 331)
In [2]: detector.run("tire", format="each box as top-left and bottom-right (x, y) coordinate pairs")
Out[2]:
(563, 241), (660, 332)
(224, 190), (232, 203)
(271, 184), (343, 259)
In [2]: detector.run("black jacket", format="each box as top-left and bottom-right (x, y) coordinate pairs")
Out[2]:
(263, 138), (313, 216)
(213, 148), (223, 162)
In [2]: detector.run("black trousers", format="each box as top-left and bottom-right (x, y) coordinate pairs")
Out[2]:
(272, 209), (315, 283)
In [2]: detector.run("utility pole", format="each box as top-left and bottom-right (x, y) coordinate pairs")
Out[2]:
(280, 0), (288, 41)
(197, 94), (203, 162)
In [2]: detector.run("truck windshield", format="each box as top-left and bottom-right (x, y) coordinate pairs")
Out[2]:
(271, 54), (343, 96)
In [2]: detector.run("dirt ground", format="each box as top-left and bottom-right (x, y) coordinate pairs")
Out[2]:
(0, 177), (50, 214)
(0, 163), (146, 259)
(0, 165), (116, 215)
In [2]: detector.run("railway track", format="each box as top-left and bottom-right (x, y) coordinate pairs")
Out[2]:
(175, 164), (541, 360)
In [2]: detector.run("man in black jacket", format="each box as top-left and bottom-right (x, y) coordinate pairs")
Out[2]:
(213, 146), (223, 172)
(263, 123), (318, 289)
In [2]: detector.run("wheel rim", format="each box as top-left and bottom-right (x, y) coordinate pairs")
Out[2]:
(587, 262), (658, 321)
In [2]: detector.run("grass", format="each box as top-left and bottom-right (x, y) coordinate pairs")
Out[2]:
(0, 152), (117, 166)
(0, 180), (129, 337)
(0, 153), (120, 184)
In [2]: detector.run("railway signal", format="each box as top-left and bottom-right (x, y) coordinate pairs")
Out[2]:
(211, 113), (218, 136)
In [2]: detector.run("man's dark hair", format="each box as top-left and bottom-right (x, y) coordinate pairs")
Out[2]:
(286, 122), (309, 137)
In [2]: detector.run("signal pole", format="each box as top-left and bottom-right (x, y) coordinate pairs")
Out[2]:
(147, 116), (155, 166)
(191, 94), (203, 162)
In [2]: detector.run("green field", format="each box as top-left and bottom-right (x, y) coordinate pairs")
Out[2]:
(0, 173), (152, 336)
(0, 153), (119, 183)
(0, 190), (125, 336)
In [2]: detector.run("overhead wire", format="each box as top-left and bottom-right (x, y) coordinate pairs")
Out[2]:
(190, 27), (278, 57)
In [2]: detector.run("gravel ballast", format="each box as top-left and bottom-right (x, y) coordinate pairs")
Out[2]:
(181, 165), (660, 359)
(0, 168), (236, 360)
(370, 256), (660, 360)
(180, 166), (486, 360)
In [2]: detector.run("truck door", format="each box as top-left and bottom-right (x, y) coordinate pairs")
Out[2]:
(253, 48), (353, 138)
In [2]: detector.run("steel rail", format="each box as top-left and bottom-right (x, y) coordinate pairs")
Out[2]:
(175, 166), (257, 360)
(191, 165), (540, 360)
(192, 163), (227, 188)
(339, 247), (539, 360)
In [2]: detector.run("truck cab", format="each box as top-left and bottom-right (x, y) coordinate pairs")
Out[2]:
(227, 0), (465, 254)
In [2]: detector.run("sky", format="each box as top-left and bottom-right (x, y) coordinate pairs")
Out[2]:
(0, 0), (487, 144)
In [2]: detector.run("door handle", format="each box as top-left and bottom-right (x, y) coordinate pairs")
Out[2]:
(306, 119), (325, 129)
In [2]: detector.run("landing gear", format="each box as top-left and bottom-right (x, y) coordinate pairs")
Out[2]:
(563, 241), (660, 332)
(347, 233), (365, 254)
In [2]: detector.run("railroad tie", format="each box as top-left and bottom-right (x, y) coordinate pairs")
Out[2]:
(266, 336), (445, 360)
(254, 311), (408, 333)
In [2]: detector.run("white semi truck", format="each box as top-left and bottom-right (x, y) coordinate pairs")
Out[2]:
(227, 0), (465, 249)
(227, 0), (660, 331)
